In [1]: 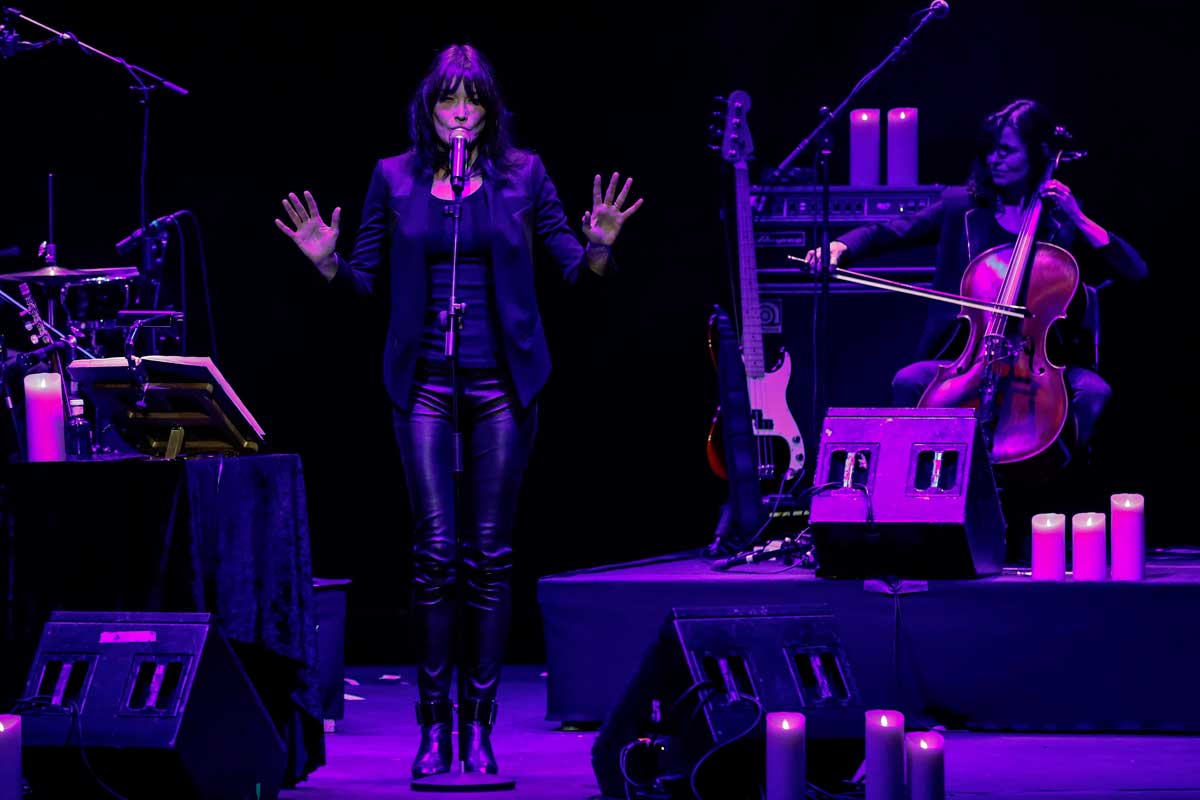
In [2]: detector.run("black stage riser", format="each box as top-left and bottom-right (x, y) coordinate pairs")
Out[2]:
(539, 556), (1200, 732)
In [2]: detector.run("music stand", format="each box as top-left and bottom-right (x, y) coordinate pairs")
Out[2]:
(67, 356), (265, 458)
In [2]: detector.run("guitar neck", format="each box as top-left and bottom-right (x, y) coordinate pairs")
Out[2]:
(733, 161), (765, 378)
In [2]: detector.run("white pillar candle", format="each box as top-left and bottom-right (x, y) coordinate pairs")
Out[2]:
(1110, 494), (1145, 581)
(1071, 512), (1107, 581)
(0, 715), (20, 800)
(850, 109), (881, 186)
(24, 372), (66, 462)
(865, 710), (904, 800)
(766, 712), (806, 800)
(1031, 513), (1066, 581)
(886, 108), (919, 185)
(905, 731), (945, 800)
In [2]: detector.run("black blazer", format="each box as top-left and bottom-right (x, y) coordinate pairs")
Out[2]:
(331, 151), (597, 409)
(837, 186), (1147, 364)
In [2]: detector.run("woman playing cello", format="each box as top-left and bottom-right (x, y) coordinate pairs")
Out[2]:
(806, 99), (1147, 459)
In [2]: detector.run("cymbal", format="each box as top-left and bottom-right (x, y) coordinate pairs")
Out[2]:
(0, 266), (140, 284)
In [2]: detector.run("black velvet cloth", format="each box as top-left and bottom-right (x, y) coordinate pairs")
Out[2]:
(0, 454), (324, 785)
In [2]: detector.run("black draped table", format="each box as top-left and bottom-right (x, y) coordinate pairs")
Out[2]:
(1, 453), (325, 785)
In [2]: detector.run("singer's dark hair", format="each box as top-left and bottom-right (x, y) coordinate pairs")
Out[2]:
(966, 99), (1055, 206)
(409, 44), (522, 180)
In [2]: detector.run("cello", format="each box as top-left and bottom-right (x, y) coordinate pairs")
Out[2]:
(813, 127), (1085, 466)
(918, 130), (1081, 464)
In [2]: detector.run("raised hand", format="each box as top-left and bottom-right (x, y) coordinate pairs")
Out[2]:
(275, 190), (341, 275)
(581, 172), (644, 248)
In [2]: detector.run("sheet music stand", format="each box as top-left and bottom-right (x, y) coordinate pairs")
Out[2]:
(67, 356), (265, 458)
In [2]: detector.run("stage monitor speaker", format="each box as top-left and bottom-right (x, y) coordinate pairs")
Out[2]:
(592, 605), (863, 800)
(810, 407), (1006, 578)
(17, 611), (286, 800)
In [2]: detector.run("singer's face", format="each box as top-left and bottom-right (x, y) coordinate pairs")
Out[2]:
(433, 83), (486, 145)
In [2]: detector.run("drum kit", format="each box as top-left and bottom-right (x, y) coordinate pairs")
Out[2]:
(0, 262), (180, 362)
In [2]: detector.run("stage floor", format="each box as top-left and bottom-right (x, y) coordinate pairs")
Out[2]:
(280, 665), (1200, 799)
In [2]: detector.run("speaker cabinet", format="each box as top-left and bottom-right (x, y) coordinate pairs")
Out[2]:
(19, 611), (286, 800)
(810, 407), (1006, 578)
(592, 605), (863, 800)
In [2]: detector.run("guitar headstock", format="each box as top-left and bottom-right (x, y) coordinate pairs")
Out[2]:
(18, 282), (53, 347)
(711, 90), (754, 165)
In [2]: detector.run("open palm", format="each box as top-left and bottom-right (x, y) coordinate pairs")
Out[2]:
(275, 190), (341, 266)
(582, 173), (643, 247)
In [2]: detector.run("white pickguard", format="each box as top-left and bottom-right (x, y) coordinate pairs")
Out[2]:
(746, 349), (805, 482)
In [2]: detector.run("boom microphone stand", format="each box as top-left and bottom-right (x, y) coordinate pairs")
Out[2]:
(775, 0), (949, 439)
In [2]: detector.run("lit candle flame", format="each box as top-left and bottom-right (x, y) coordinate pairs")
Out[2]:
(38, 376), (47, 389)
(899, 111), (907, 120)
(920, 738), (928, 750)
(861, 112), (869, 122)
(782, 719), (790, 730)
(1124, 499), (1133, 508)
(881, 715), (889, 727)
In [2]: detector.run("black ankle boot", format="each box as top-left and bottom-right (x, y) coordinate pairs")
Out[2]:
(412, 700), (454, 779)
(458, 698), (499, 774)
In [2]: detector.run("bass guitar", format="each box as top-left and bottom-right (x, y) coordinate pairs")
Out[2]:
(707, 90), (805, 485)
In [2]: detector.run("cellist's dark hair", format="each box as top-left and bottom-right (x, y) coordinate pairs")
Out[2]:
(967, 99), (1055, 205)
(408, 44), (523, 181)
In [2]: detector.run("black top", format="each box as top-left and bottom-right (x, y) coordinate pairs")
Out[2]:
(330, 151), (598, 410)
(420, 188), (503, 367)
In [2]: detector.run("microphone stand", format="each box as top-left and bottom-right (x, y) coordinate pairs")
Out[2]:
(775, 1), (946, 440)
(443, 178), (468, 476)
(123, 314), (175, 408)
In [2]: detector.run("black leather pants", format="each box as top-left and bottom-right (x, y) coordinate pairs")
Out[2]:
(393, 361), (536, 707)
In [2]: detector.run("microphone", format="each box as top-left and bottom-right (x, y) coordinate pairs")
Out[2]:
(114, 210), (189, 255)
(929, 0), (950, 17)
(15, 338), (74, 369)
(449, 130), (469, 195)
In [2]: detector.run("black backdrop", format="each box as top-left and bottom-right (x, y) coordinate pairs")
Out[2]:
(3, 0), (1192, 663)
